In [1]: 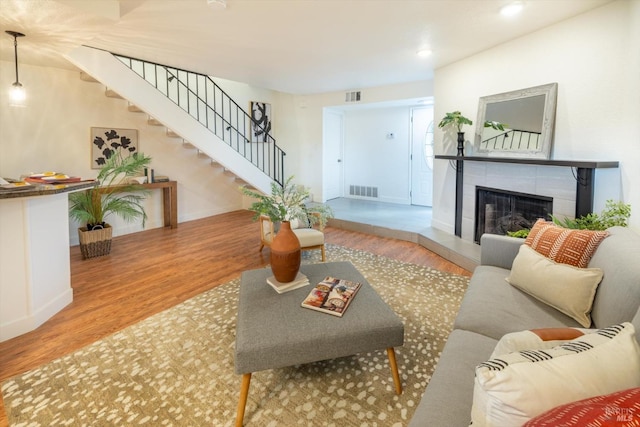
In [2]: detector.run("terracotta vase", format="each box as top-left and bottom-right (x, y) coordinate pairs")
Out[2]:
(270, 221), (301, 282)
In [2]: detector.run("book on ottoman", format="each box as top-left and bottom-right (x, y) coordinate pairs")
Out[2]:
(301, 276), (361, 317)
(266, 272), (309, 294)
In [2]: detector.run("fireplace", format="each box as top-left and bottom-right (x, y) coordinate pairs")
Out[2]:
(475, 186), (553, 243)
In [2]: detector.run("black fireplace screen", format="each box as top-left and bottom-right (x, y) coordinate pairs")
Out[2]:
(475, 187), (553, 243)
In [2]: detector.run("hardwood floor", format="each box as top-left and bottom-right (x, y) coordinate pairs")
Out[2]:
(0, 210), (470, 425)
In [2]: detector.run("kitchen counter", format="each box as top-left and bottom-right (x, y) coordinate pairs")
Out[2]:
(0, 180), (97, 342)
(0, 180), (97, 199)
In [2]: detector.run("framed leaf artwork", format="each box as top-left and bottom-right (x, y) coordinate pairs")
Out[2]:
(90, 127), (139, 169)
(249, 101), (272, 143)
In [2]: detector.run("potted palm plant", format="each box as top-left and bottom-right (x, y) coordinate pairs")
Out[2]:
(69, 149), (151, 259)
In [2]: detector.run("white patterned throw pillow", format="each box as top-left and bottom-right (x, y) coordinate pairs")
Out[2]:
(470, 323), (640, 427)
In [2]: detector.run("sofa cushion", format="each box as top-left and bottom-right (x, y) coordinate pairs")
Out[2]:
(589, 226), (640, 328)
(524, 219), (608, 268)
(407, 329), (497, 427)
(506, 245), (603, 327)
(524, 387), (640, 426)
(454, 266), (582, 341)
(471, 323), (640, 427)
(292, 228), (324, 246)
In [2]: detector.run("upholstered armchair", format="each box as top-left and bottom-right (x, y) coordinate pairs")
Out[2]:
(259, 213), (326, 261)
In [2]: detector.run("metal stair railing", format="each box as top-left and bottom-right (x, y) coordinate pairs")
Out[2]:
(480, 129), (542, 152)
(113, 53), (285, 186)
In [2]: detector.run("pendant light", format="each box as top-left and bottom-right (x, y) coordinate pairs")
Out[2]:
(5, 30), (26, 103)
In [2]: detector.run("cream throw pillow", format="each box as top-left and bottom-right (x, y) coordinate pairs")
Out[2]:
(471, 323), (640, 427)
(506, 245), (603, 327)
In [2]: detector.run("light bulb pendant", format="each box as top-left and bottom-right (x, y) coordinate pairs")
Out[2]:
(10, 82), (26, 102)
(6, 30), (26, 105)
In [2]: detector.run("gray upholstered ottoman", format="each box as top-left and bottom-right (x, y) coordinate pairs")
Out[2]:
(234, 261), (404, 426)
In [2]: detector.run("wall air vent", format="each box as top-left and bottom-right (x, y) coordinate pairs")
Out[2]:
(349, 185), (378, 198)
(345, 91), (361, 103)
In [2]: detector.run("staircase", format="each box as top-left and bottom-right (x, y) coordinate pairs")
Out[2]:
(66, 46), (285, 194)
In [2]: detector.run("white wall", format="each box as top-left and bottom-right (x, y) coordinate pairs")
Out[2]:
(432, 0), (640, 232)
(0, 62), (271, 243)
(343, 107), (411, 204)
(0, 58), (429, 246)
(291, 80), (434, 201)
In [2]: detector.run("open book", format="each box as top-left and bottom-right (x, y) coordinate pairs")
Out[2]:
(301, 276), (361, 317)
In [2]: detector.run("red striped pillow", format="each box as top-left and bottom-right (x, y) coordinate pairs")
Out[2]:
(524, 387), (640, 426)
(524, 219), (609, 268)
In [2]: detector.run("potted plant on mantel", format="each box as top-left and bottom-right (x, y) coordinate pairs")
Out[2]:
(439, 111), (507, 157)
(69, 149), (151, 259)
(241, 176), (334, 282)
(438, 111), (473, 157)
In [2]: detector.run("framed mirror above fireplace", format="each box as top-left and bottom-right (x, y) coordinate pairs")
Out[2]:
(474, 83), (558, 159)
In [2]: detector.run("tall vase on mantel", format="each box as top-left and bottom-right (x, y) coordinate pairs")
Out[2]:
(457, 132), (465, 157)
(270, 221), (301, 282)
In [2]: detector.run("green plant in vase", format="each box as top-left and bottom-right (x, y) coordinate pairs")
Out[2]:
(69, 149), (151, 258)
(240, 175), (334, 229)
(438, 111), (473, 156)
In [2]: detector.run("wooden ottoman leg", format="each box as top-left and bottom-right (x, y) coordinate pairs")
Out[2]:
(235, 373), (252, 427)
(386, 348), (402, 395)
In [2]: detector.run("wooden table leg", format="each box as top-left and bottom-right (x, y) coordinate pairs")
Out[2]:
(168, 181), (177, 229)
(235, 373), (252, 427)
(162, 186), (171, 228)
(386, 347), (402, 395)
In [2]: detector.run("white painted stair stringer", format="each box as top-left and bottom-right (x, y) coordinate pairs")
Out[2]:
(64, 46), (272, 195)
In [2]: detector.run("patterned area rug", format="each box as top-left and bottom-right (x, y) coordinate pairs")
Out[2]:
(2, 245), (469, 427)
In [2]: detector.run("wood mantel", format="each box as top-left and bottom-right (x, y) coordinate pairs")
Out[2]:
(434, 155), (620, 237)
(434, 155), (619, 169)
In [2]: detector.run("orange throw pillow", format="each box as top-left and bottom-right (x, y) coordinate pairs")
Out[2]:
(530, 328), (585, 341)
(524, 219), (609, 268)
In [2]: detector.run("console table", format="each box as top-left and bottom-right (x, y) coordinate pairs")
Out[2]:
(96, 180), (178, 229)
(435, 155), (620, 237)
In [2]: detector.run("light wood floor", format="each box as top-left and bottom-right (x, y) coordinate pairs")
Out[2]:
(0, 210), (470, 425)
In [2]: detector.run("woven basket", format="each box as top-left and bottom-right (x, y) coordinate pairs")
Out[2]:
(78, 224), (113, 259)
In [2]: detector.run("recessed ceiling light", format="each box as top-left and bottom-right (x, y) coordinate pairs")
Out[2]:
(417, 49), (432, 58)
(500, 2), (524, 17)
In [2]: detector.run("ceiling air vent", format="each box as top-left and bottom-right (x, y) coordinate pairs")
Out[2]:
(345, 91), (361, 103)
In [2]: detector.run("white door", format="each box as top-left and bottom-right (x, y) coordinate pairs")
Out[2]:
(410, 106), (434, 206)
(323, 109), (344, 201)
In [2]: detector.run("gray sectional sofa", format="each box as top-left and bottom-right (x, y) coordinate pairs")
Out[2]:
(408, 226), (640, 426)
